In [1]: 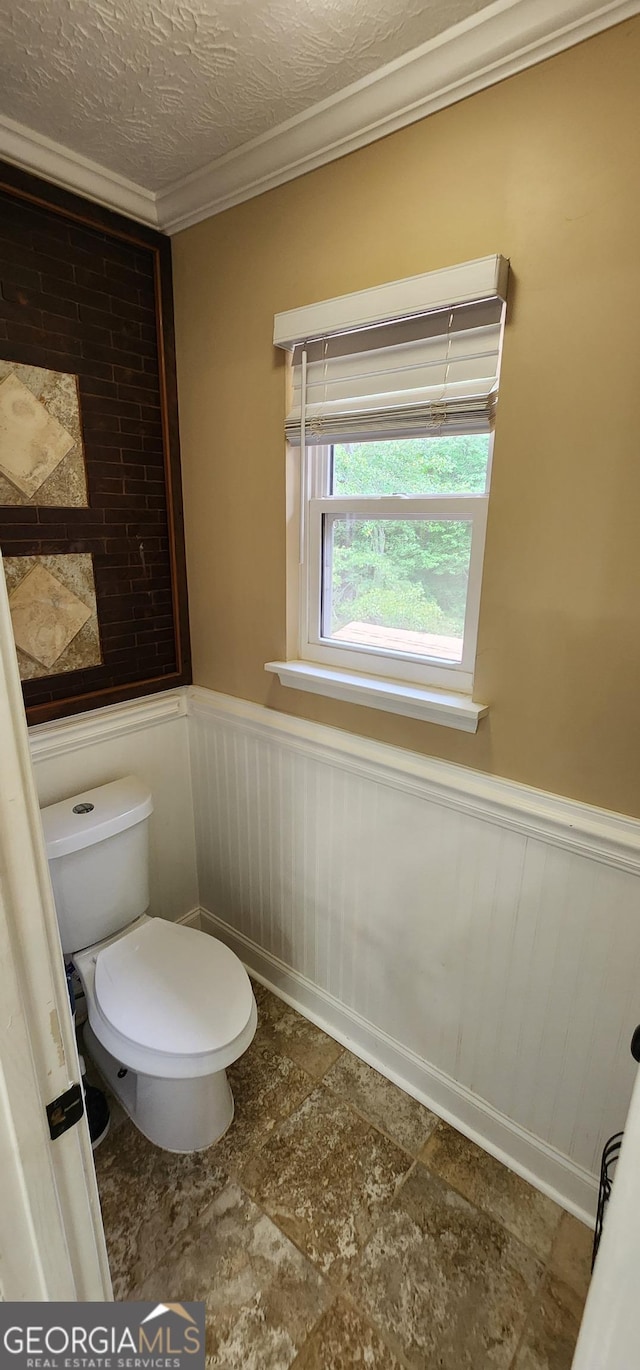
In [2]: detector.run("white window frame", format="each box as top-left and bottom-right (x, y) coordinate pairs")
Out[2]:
(297, 437), (492, 695)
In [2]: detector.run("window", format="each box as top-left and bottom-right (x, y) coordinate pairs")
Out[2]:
(304, 433), (490, 693)
(268, 256), (509, 729)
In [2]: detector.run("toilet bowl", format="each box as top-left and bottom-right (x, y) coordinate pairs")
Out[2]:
(75, 915), (257, 1151)
(41, 776), (257, 1153)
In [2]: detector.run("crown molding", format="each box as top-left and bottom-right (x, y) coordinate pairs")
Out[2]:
(0, 112), (158, 227)
(0, 0), (637, 235)
(157, 0), (640, 233)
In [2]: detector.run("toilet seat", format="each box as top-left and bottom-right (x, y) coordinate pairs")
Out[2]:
(75, 916), (257, 1080)
(95, 917), (254, 1056)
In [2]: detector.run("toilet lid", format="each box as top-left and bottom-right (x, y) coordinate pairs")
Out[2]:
(94, 919), (254, 1056)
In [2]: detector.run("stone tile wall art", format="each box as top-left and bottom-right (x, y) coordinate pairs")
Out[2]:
(0, 361), (88, 506)
(0, 171), (190, 721)
(4, 553), (102, 680)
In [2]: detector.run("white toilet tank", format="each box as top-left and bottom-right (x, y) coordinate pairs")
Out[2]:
(41, 776), (154, 955)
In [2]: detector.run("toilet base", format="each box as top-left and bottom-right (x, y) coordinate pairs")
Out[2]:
(83, 1023), (235, 1153)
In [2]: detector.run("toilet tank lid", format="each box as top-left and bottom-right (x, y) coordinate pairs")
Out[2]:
(41, 776), (153, 859)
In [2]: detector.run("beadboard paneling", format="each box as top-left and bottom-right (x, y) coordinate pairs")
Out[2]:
(189, 687), (640, 1213)
(31, 690), (198, 924)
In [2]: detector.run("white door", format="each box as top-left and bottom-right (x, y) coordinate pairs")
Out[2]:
(0, 554), (111, 1301)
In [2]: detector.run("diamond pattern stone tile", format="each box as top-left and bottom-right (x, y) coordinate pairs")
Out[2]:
(0, 372), (74, 497)
(9, 561), (92, 668)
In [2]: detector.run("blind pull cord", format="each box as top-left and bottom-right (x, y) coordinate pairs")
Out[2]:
(298, 346), (308, 564)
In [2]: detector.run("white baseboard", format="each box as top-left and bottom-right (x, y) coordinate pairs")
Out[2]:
(199, 905), (598, 1227)
(177, 908), (202, 930)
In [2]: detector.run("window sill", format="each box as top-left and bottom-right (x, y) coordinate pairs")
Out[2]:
(264, 661), (488, 733)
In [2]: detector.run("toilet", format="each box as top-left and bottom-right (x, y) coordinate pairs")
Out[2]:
(41, 775), (257, 1153)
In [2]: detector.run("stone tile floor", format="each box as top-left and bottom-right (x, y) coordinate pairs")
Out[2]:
(92, 979), (593, 1369)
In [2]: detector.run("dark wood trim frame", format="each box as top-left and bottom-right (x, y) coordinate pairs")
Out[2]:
(0, 160), (192, 724)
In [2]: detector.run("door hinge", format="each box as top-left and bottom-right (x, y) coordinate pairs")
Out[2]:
(47, 1082), (84, 1140)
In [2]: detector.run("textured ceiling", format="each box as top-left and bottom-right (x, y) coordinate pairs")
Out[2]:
(0, 0), (492, 191)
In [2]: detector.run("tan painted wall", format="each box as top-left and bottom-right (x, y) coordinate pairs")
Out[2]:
(172, 17), (640, 818)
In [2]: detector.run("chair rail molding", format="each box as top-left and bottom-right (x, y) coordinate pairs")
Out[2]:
(188, 687), (640, 874)
(29, 689), (188, 763)
(0, 0), (637, 231)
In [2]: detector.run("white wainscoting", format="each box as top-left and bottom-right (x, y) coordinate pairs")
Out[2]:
(189, 686), (640, 1223)
(26, 681), (640, 1222)
(30, 690), (199, 925)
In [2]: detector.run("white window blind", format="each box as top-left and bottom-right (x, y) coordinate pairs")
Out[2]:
(276, 255), (509, 446)
(285, 297), (505, 445)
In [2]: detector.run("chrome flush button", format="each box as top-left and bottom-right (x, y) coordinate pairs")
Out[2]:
(72, 802), (95, 814)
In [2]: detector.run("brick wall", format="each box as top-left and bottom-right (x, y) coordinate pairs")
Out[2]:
(0, 163), (190, 721)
